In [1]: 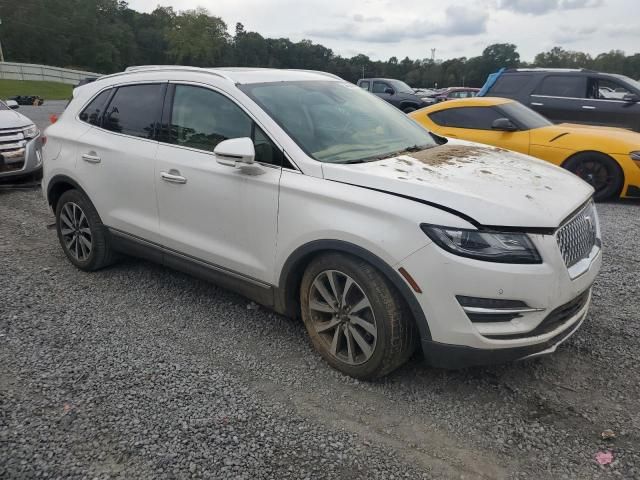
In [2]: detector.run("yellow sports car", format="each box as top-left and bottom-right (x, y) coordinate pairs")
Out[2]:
(410, 97), (640, 200)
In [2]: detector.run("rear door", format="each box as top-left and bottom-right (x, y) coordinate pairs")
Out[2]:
(427, 106), (530, 154)
(74, 83), (165, 242)
(530, 75), (588, 124)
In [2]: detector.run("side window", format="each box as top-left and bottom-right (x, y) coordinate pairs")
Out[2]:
(534, 76), (587, 98)
(79, 89), (111, 126)
(372, 82), (389, 94)
(596, 78), (632, 99)
(429, 107), (503, 130)
(359, 81), (370, 90)
(169, 85), (284, 166)
(103, 84), (165, 139)
(490, 74), (529, 95)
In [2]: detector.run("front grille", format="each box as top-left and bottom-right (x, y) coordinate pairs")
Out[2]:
(484, 289), (590, 340)
(556, 201), (598, 268)
(0, 127), (27, 173)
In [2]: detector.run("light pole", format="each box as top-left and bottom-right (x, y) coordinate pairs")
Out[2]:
(0, 18), (4, 62)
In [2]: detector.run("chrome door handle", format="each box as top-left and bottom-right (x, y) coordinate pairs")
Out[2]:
(582, 105), (596, 110)
(81, 153), (101, 163)
(531, 102), (544, 106)
(160, 170), (187, 184)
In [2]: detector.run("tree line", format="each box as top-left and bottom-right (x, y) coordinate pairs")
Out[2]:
(1, 0), (639, 87)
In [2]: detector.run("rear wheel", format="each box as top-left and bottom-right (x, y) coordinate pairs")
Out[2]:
(55, 189), (115, 271)
(564, 152), (623, 201)
(300, 253), (416, 379)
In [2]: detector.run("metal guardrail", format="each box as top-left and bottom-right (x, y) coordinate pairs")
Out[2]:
(0, 62), (100, 85)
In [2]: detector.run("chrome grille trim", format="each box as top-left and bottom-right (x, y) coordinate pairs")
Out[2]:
(556, 201), (598, 268)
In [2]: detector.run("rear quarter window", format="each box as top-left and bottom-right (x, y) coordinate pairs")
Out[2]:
(79, 89), (112, 126)
(490, 74), (530, 95)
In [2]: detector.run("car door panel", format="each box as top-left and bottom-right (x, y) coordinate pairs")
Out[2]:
(154, 84), (281, 283)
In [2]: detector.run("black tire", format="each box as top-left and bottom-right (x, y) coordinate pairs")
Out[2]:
(55, 189), (115, 271)
(402, 106), (417, 114)
(564, 152), (623, 201)
(300, 253), (417, 379)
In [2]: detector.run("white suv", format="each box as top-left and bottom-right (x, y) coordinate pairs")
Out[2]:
(42, 67), (602, 379)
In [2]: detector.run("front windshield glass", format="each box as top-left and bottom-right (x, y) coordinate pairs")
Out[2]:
(0, 101), (8, 111)
(499, 101), (552, 130)
(388, 80), (414, 94)
(240, 80), (436, 163)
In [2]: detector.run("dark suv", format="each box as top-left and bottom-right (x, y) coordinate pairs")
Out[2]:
(479, 68), (640, 132)
(357, 78), (429, 113)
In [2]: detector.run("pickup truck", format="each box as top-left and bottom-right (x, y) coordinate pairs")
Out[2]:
(357, 78), (431, 113)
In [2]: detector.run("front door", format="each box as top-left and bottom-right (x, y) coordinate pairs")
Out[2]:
(154, 84), (282, 283)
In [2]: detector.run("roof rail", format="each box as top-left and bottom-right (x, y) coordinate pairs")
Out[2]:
(287, 69), (343, 80)
(508, 67), (594, 73)
(98, 65), (236, 83)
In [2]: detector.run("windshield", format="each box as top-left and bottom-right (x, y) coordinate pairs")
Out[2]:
(0, 101), (8, 111)
(240, 81), (436, 163)
(498, 101), (552, 130)
(611, 74), (640, 92)
(387, 80), (414, 94)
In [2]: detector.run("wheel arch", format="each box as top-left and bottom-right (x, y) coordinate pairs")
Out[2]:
(47, 175), (89, 212)
(275, 240), (432, 342)
(561, 150), (625, 196)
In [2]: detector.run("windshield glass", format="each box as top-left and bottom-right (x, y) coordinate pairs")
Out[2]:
(240, 81), (436, 163)
(0, 101), (8, 111)
(498, 101), (552, 130)
(611, 74), (640, 92)
(387, 80), (414, 94)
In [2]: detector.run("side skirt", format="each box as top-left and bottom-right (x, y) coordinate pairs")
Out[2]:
(108, 228), (276, 308)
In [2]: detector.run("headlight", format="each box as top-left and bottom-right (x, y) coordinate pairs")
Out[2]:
(23, 124), (39, 139)
(421, 224), (542, 264)
(631, 151), (640, 161)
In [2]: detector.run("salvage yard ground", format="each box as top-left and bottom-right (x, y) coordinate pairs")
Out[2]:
(0, 104), (639, 479)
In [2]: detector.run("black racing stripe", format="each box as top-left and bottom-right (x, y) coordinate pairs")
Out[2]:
(328, 179), (559, 235)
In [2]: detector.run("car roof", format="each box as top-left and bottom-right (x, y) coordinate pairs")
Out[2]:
(103, 66), (343, 85)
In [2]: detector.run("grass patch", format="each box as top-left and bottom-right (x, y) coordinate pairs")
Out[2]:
(0, 79), (73, 100)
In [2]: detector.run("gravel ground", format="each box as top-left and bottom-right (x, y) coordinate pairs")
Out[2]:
(1, 101), (639, 479)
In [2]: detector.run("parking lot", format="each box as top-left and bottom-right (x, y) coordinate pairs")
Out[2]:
(0, 103), (639, 479)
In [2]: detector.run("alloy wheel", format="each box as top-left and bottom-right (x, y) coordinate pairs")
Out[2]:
(308, 270), (377, 365)
(59, 202), (92, 261)
(575, 160), (613, 194)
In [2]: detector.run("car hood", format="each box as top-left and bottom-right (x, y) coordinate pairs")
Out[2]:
(531, 124), (640, 153)
(0, 109), (33, 129)
(321, 140), (593, 229)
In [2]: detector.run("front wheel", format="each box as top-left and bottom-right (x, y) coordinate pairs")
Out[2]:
(564, 152), (623, 201)
(300, 253), (416, 379)
(402, 107), (417, 114)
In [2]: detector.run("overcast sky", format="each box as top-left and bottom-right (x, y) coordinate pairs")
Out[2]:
(128, 0), (639, 62)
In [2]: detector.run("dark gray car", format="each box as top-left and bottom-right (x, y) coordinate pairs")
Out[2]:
(357, 78), (431, 113)
(479, 68), (640, 132)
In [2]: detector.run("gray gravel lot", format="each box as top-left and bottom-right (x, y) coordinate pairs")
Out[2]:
(1, 102), (639, 479)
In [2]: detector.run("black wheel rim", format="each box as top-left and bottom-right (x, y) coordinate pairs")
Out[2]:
(59, 202), (92, 261)
(574, 160), (613, 194)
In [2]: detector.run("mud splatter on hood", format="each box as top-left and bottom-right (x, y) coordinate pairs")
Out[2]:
(321, 140), (593, 229)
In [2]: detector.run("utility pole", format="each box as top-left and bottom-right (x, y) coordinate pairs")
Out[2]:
(0, 18), (4, 63)
(430, 48), (436, 62)
(361, 65), (364, 79)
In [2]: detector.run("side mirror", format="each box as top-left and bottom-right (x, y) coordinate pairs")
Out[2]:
(623, 93), (639, 103)
(6, 100), (19, 110)
(384, 87), (395, 95)
(214, 137), (255, 167)
(491, 118), (518, 132)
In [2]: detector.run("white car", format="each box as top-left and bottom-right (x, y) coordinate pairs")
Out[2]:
(0, 99), (42, 181)
(42, 67), (602, 379)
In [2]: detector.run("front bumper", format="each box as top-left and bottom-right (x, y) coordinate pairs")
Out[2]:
(0, 134), (43, 181)
(397, 230), (601, 369)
